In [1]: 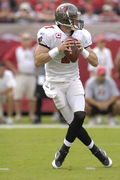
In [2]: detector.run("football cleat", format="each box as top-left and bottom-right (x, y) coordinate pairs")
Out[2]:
(94, 148), (112, 167)
(52, 150), (68, 169)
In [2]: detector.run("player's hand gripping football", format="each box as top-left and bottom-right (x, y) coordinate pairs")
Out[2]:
(58, 39), (74, 52)
(75, 40), (83, 53)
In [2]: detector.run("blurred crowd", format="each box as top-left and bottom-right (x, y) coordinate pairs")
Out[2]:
(0, 32), (120, 125)
(0, 0), (120, 23)
(0, 32), (65, 125)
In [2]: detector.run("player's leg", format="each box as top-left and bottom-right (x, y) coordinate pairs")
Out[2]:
(52, 87), (88, 168)
(67, 89), (112, 167)
(51, 84), (80, 168)
(51, 81), (104, 168)
(52, 104), (75, 168)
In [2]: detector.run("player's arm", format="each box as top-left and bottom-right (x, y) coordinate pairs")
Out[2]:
(85, 47), (98, 67)
(75, 41), (98, 67)
(34, 39), (72, 67)
(34, 45), (51, 67)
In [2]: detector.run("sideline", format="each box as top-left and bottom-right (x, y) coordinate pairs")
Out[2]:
(0, 124), (120, 129)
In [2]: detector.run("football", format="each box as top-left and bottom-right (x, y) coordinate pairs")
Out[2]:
(64, 36), (80, 63)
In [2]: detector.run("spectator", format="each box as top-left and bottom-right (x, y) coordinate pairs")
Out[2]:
(35, 0), (55, 22)
(100, 4), (119, 22)
(91, 0), (104, 14)
(85, 66), (120, 126)
(56, 0), (85, 9)
(115, 47), (120, 79)
(82, 5), (99, 25)
(114, 1), (120, 16)
(104, 0), (115, 6)
(9, 0), (17, 11)
(16, 0), (36, 8)
(88, 35), (113, 77)
(3, 32), (36, 122)
(0, 62), (15, 124)
(14, 2), (35, 23)
(0, 0), (14, 22)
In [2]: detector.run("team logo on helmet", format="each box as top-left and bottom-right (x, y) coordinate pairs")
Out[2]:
(56, 5), (68, 13)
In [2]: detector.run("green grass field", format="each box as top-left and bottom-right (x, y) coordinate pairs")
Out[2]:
(0, 119), (120, 180)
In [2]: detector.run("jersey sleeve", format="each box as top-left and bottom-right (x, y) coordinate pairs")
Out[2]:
(37, 27), (51, 49)
(83, 29), (92, 48)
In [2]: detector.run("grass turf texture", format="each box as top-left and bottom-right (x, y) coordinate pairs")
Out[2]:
(0, 127), (120, 180)
(13, 115), (120, 125)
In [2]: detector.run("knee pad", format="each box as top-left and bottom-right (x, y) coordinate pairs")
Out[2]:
(73, 111), (86, 127)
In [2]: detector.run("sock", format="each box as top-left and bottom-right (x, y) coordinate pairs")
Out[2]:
(77, 127), (92, 146)
(77, 127), (100, 154)
(89, 144), (99, 154)
(60, 143), (70, 153)
(87, 140), (94, 149)
(59, 138), (72, 152)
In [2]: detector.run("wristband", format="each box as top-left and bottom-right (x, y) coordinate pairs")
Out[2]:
(48, 47), (59, 59)
(81, 48), (89, 59)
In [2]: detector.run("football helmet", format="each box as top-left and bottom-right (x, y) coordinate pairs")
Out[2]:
(55, 3), (84, 30)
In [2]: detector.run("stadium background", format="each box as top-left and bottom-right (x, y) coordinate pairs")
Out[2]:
(0, 23), (120, 113)
(0, 1), (120, 180)
(0, 0), (120, 114)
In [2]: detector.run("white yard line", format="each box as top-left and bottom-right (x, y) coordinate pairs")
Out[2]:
(85, 167), (96, 170)
(0, 124), (120, 129)
(0, 168), (9, 171)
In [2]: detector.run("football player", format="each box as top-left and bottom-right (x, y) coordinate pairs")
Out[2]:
(34, 3), (112, 168)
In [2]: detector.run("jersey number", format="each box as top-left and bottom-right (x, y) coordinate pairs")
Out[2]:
(61, 56), (70, 63)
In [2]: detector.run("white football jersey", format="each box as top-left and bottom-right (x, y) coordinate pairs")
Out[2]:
(37, 25), (92, 82)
